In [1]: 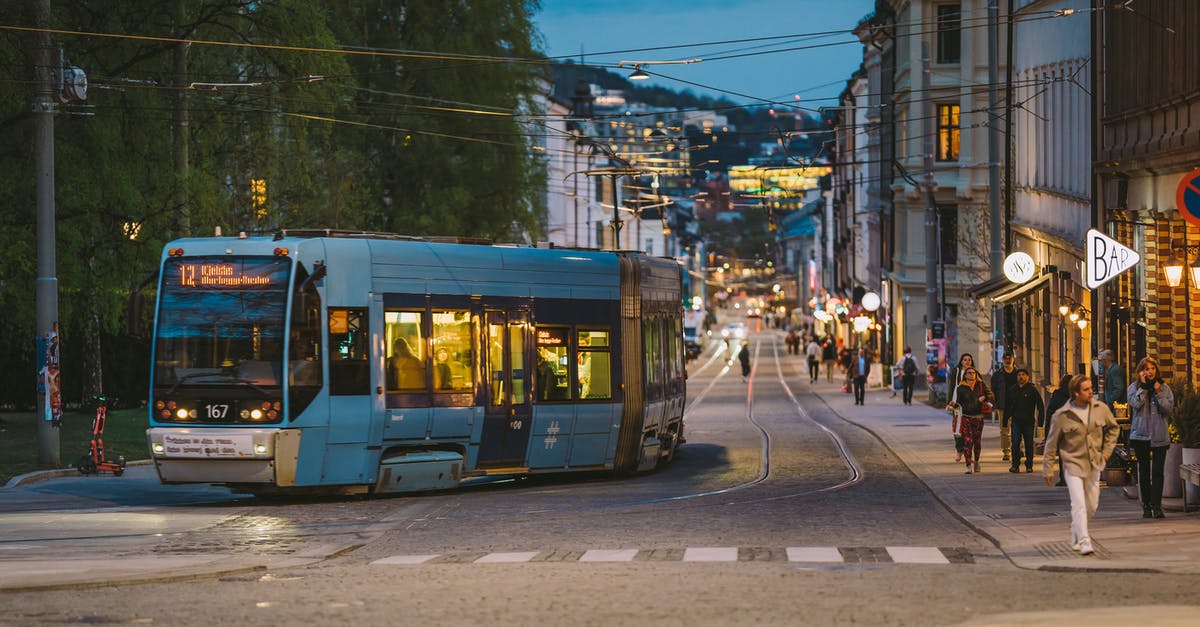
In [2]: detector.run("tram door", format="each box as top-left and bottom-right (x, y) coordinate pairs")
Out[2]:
(478, 310), (532, 467)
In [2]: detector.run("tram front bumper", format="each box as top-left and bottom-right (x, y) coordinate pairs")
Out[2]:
(146, 427), (301, 486)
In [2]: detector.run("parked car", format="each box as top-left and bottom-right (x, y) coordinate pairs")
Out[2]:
(721, 322), (747, 340)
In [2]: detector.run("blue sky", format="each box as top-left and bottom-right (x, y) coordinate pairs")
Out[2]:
(534, 0), (877, 110)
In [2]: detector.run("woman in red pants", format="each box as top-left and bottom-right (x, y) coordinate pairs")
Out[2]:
(955, 367), (994, 474)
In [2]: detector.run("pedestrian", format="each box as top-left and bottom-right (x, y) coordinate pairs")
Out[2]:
(839, 345), (854, 392)
(1042, 374), (1120, 555)
(947, 353), (976, 462)
(852, 348), (870, 405)
(1007, 368), (1044, 473)
(786, 329), (799, 355)
(805, 338), (821, 383)
(954, 366), (993, 474)
(898, 346), (918, 405)
(1043, 374), (1073, 487)
(822, 340), (837, 382)
(991, 353), (1019, 462)
(738, 341), (751, 381)
(1126, 356), (1174, 519)
(1098, 348), (1127, 411)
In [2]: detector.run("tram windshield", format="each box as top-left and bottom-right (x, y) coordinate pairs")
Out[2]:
(153, 256), (291, 390)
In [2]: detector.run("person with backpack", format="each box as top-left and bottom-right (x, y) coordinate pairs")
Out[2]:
(898, 346), (918, 405)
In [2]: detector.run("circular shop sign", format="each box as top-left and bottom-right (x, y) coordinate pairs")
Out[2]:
(1003, 252), (1035, 283)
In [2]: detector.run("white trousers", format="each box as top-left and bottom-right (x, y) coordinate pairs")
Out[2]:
(1065, 468), (1101, 544)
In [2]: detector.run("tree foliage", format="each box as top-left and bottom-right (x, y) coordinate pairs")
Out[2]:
(0, 0), (544, 408)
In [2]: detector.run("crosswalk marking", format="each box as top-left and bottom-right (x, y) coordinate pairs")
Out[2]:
(786, 547), (844, 563)
(886, 546), (950, 564)
(683, 547), (738, 562)
(368, 546), (970, 566)
(474, 551), (540, 564)
(580, 549), (638, 562)
(370, 554), (440, 565)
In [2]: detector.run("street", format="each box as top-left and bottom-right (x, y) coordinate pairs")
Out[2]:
(2, 328), (1199, 625)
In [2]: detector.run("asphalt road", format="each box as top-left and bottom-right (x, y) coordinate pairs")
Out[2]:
(2, 330), (1198, 626)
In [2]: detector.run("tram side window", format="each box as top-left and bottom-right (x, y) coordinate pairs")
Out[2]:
(386, 311), (426, 392)
(643, 319), (662, 400)
(328, 308), (369, 395)
(668, 317), (682, 380)
(431, 310), (472, 392)
(535, 327), (571, 402)
(289, 265), (323, 416)
(577, 329), (612, 400)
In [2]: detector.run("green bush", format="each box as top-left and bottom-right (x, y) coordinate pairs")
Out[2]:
(1170, 382), (1200, 448)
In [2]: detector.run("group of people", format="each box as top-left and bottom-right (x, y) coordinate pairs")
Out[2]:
(944, 348), (1172, 556)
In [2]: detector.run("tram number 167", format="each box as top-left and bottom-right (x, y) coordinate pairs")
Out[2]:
(205, 404), (230, 419)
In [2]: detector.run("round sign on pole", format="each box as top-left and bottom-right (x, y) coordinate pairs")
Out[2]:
(1003, 252), (1035, 283)
(861, 291), (881, 312)
(1175, 167), (1200, 227)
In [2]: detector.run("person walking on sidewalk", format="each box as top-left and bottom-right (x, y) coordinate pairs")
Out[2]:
(1043, 374), (1072, 487)
(1042, 374), (1120, 556)
(991, 353), (1019, 462)
(1126, 356), (1174, 519)
(955, 367), (993, 474)
(852, 348), (870, 405)
(898, 347), (918, 405)
(1098, 348), (1127, 412)
(805, 338), (821, 383)
(822, 339), (837, 382)
(1007, 368), (1044, 473)
(947, 353), (976, 462)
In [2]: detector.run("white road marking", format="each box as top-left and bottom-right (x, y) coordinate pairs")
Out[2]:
(580, 549), (638, 562)
(683, 547), (738, 562)
(886, 546), (950, 564)
(786, 547), (844, 562)
(370, 554), (440, 565)
(475, 551), (540, 563)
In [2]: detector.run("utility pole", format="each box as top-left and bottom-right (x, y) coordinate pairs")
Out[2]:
(988, 1), (1005, 361)
(922, 43), (939, 332)
(34, 0), (60, 466)
(174, 0), (190, 236)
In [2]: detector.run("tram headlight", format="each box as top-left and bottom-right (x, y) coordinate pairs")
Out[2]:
(254, 444), (268, 454)
(250, 409), (264, 420)
(176, 408), (190, 420)
(152, 443), (165, 454)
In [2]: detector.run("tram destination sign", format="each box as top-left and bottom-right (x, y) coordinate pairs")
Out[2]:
(1086, 229), (1140, 289)
(170, 259), (287, 289)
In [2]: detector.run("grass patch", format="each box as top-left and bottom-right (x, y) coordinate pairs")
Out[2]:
(0, 407), (148, 485)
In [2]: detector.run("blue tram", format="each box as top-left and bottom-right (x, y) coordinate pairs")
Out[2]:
(145, 231), (686, 494)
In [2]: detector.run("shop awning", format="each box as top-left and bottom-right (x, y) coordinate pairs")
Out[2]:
(968, 273), (1051, 303)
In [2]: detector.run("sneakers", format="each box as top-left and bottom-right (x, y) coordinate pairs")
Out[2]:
(1078, 539), (1094, 556)
(1025, 467), (1033, 473)
(955, 452), (963, 462)
(1009, 466), (1020, 473)
(974, 462), (981, 473)
(964, 463), (973, 475)
(1002, 454), (1010, 461)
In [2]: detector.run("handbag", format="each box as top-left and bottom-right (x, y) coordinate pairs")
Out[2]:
(948, 404), (962, 435)
(981, 399), (994, 415)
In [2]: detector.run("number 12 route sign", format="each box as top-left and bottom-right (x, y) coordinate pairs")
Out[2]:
(1086, 229), (1140, 289)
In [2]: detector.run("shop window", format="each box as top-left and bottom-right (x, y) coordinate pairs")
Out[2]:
(431, 310), (472, 392)
(386, 310), (426, 392)
(328, 308), (368, 395)
(535, 327), (571, 402)
(577, 329), (612, 400)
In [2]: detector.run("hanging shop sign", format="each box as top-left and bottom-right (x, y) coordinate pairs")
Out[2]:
(1086, 228), (1140, 289)
(1002, 252), (1035, 284)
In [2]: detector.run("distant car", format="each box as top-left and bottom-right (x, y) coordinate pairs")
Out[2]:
(746, 307), (762, 318)
(721, 322), (747, 340)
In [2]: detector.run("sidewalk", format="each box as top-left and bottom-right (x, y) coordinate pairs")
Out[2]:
(811, 377), (1200, 574)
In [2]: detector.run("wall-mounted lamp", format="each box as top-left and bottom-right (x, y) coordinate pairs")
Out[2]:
(1163, 244), (1200, 290)
(1059, 298), (1089, 330)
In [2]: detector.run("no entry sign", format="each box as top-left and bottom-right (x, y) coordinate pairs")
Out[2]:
(1176, 167), (1200, 227)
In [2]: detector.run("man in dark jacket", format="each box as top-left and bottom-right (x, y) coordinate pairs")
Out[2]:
(1007, 368), (1045, 473)
(991, 353), (1019, 461)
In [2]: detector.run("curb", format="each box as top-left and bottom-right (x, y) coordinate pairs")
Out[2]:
(3, 459), (152, 489)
